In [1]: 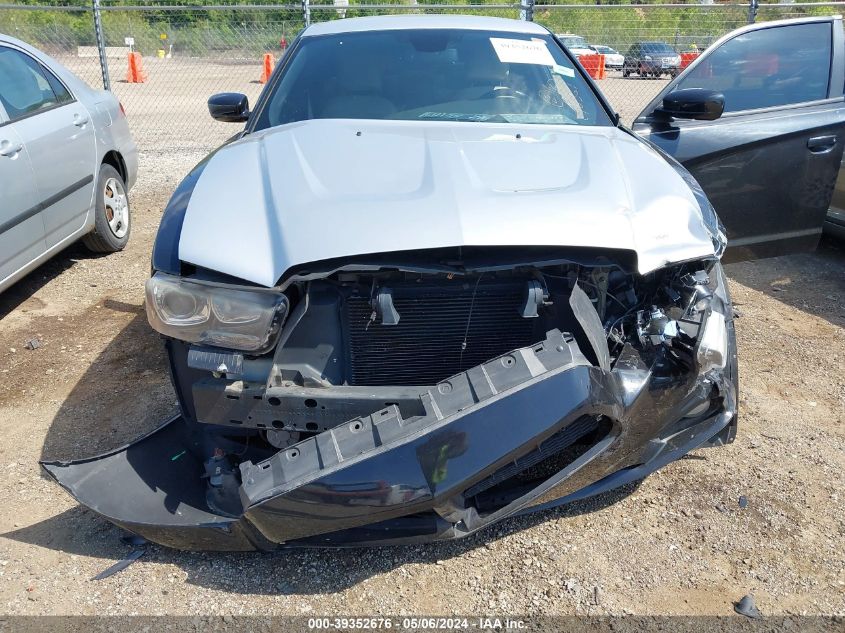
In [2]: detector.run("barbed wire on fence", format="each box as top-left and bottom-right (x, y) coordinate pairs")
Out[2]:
(2, 2), (843, 150)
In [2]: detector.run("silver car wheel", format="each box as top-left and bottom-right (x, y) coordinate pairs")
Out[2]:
(103, 177), (129, 239)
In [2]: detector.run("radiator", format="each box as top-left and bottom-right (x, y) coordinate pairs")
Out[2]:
(344, 280), (537, 386)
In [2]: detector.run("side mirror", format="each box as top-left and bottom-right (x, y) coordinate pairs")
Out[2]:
(208, 92), (249, 123)
(656, 88), (724, 121)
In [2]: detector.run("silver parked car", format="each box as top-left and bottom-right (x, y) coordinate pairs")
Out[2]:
(590, 44), (624, 69)
(0, 34), (137, 294)
(555, 33), (594, 58)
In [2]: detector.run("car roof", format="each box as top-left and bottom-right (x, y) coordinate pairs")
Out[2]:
(0, 32), (40, 52)
(303, 15), (549, 37)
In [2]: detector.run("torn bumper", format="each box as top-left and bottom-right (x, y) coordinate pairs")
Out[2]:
(42, 330), (736, 551)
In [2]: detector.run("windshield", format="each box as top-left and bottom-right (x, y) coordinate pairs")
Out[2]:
(641, 43), (677, 55)
(559, 35), (589, 49)
(253, 29), (610, 130)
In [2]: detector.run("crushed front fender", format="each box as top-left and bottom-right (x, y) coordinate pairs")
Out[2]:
(41, 418), (267, 551)
(41, 329), (736, 551)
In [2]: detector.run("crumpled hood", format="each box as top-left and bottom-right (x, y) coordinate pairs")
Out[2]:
(178, 119), (717, 287)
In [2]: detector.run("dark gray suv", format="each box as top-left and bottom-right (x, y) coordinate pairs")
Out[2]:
(623, 41), (682, 78)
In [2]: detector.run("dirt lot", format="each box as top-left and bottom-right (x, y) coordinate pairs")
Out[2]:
(0, 139), (843, 617)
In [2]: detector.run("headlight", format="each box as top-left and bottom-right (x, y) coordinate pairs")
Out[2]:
(145, 272), (288, 353)
(696, 309), (727, 373)
(643, 55), (652, 61)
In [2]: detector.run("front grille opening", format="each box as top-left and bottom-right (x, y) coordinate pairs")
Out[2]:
(468, 415), (613, 514)
(344, 280), (539, 386)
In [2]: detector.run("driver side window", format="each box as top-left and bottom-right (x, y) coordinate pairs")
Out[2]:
(674, 22), (832, 113)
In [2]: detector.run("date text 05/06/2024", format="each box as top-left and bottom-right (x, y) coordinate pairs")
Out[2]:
(306, 617), (527, 630)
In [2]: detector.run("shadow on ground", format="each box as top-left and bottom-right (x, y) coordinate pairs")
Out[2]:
(3, 481), (641, 594)
(0, 243), (106, 322)
(36, 309), (176, 462)
(724, 238), (845, 328)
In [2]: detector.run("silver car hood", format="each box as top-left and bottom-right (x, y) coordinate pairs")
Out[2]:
(178, 119), (717, 287)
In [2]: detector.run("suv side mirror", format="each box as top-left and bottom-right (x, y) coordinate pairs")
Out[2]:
(656, 88), (725, 121)
(208, 93), (249, 122)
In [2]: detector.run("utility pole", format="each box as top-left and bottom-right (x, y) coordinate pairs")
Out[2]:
(92, 0), (111, 90)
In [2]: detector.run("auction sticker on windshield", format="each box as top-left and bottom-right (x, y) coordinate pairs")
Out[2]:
(490, 37), (555, 66)
(552, 63), (575, 78)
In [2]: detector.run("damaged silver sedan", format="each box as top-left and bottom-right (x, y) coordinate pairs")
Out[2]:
(43, 15), (845, 550)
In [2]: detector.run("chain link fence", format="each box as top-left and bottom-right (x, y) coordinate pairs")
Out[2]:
(1, 1), (843, 151)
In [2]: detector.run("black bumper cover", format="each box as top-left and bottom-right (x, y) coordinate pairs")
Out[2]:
(41, 330), (736, 551)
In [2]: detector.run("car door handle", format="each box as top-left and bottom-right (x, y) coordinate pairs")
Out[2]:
(807, 135), (837, 153)
(73, 114), (90, 127)
(0, 141), (23, 157)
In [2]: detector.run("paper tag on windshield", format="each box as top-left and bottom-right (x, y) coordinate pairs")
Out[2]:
(552, 64), (575, 78)
(490, 38), (555, 66)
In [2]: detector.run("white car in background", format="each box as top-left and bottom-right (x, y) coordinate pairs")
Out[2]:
(0, 34), (137, 294)
(555, 33), (595, 58)
(590, 44), (625, 69)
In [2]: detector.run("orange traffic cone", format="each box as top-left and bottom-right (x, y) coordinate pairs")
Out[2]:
(125, 52), (147, 83)
(259, 53), (275, 84)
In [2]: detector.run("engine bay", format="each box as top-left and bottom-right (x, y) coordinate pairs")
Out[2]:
(175, 252), (726, 457)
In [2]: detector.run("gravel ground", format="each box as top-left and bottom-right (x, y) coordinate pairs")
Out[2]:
(0, 146), (843, 618)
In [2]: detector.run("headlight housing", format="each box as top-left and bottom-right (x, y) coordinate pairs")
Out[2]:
(696, 308), (728, 373)
(145, 272), (289, 353)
